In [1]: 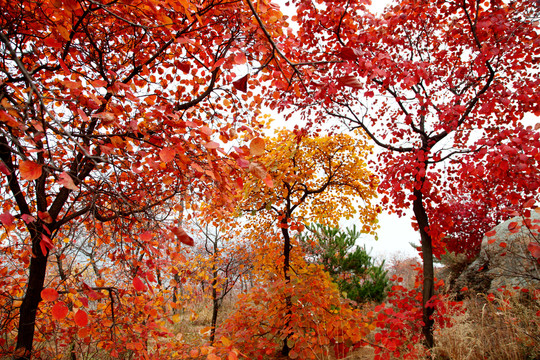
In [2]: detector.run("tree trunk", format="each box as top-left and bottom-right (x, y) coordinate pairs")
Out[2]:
(209, 259), (219, 345)
(15, 238), (49, 360)
(412, 188), (435, 349)
(280, 223), (293, 356)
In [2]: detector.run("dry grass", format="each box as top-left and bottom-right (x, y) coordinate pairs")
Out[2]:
(432, 290), (540, 360)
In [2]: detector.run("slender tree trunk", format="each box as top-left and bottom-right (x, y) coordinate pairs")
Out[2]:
(281, 223), (293, 356)
(209, 259), (219, 344)
(15, 235), (49, 360)
(412, 188), (435, 349)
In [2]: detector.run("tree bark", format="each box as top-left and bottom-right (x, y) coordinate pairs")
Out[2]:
(412, 188), (435, 349)
(209, 259), (219, 345)
(280, 223), (293, 356)
(15, 235), (49, 360)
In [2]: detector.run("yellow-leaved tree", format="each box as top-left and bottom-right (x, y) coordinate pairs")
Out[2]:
(223, 128), (380, 358)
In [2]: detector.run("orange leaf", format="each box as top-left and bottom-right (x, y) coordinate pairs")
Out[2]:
(77, 327), (90, 338)
(485, 230), (496, 237)
(41, 288), (59, 302)
(74, 310), (88, 327)
(248, 162), (265, 178)
(19, 160), (42, 180)
(263, 174), (274, 188)
(133, 276), (146, 292)
(51, 302), (69, 320)
(249, 137), (265, 156)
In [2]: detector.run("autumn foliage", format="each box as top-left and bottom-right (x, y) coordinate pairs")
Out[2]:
(1, 0), (539, 358)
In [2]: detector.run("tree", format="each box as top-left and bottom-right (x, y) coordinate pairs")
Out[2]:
(238, 128), (380, 355)
(188, 220), (253, 344)
(300, 224), (389, 303)
(0, 0), (296, 357)
(273, 0), (540, 347)
(429, 124), (540, 258)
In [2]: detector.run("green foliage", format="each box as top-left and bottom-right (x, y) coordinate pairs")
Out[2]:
(300, 224), (389, 303)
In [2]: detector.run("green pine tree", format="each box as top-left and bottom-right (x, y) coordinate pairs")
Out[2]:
(300, 224), (389, 303)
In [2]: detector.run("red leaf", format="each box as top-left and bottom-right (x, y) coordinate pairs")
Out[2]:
(170, 226), (194, 246)
(178, 62), (190, 73)
(159, 147), (176, 163)
(233, 74), (248, 93)
(234, 52), (247, 65)
(58, 172), (79, 190)
(51, 302), (69, 320)
(41, 288), (59, 302)
(204, 141), (220, 150)
(19, 160), (42, 180)
(74, 310), (88, 327)
(40, 235), (54, 256)
(0, 212), (15, 226)
(508, 221), (519, 231)
(0, 161), (10, 176)
(528, 242), (540, 259)
(337, 47), (360, 61)
(485, 230), (496, 237)
(133, 276), (146, 292)
(236, 158), (250, 168)
(499, 242), (507, 248)
(235, 177), (244, 190)
(38, 211), (53, 224)
(21, 214), (35, 224)
(523, 198), (536, 208)
(337, 75), (363, 88)
(140, 231), (153, 242)
(78, 296), (89, 307)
